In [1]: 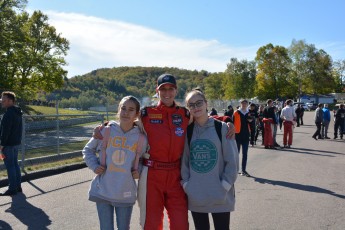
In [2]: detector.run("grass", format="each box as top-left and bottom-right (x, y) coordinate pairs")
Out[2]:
(0, 156), (85, 179)
(28, 105), (99, 115)
(25, 140), (89, 158)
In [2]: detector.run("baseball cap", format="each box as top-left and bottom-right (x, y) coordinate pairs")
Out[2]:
(157, 74), (177, 90)
(240, 99), (248, 103)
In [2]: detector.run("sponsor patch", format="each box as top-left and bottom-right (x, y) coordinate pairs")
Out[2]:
(172, 114), (182, 126)
(150, 119), (163, 124)
(149, 114), (163, 119)
(175, 127), (184, 137)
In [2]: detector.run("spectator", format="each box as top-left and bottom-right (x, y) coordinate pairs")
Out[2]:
(280, 99), (296, 148)
(0, 91), (23, 196)
(181, 89), (238, 230)
(83, 96), (148, 230)
(312, 103), (323, 140)
(322, 104), (331, 139)
(334, 104), (345, 139)
(233, 99), (252, 176)
(295, 104), (305, 127)
(263, 99), (276, 149)
(224, 105), (234, 118)
(273, 106), (281, 148)
(255, 105), (265, 145)
(209, 107), (218, 116)
(248, 103), (259, 146)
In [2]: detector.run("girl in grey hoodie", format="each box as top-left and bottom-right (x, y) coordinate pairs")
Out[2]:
(83, 96), (147, 230)
(181, 90), (239, 230)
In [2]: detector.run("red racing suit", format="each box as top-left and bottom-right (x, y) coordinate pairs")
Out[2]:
(263, 118), (274, 147)
(138, 101), (190, 230)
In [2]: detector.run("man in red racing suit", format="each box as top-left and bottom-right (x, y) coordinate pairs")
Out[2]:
(138, 74), (190, 230)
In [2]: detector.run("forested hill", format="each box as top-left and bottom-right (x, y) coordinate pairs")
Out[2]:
(55, 66), (211, 101)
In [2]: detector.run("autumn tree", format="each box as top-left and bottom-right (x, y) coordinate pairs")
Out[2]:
(255, 43), (293, 100)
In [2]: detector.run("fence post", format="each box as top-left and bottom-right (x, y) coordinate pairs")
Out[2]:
(21, 116), (26, 171)
(56, 101), (60, 155)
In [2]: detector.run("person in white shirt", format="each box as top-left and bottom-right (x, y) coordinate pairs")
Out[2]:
(280, 99), (297, 148)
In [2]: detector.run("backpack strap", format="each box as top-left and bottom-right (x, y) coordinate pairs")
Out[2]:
(187, 119), (222, 148)
(133, 133), (145, 171)
(187, 122), (195, 147)
(100, 126), (111, 166)
(214, 119), (223, 144)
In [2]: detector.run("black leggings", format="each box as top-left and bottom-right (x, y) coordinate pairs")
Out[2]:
(191, 211), (230, 230)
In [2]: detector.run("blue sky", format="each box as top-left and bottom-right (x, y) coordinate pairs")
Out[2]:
(27, 0), (345, 77)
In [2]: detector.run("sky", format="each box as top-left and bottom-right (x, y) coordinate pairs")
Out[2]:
(27, 0), (345, 78)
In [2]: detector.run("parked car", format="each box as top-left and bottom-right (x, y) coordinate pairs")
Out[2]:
(305, 102), (317, 111)
(293, 102), (309, 111)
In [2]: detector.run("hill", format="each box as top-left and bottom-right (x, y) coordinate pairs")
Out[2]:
(53, 66), (211, 102)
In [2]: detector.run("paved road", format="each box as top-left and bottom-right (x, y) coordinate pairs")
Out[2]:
(1, 112), (344, 230)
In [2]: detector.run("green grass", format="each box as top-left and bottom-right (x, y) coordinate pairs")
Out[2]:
(25, 140), (89, 158)
(0, 156), (85, 179)
(28, 105), (99, 115)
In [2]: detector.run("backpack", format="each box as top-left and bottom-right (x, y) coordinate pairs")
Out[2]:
(100, 126), (145, 172)
(187, 119), (223, 147)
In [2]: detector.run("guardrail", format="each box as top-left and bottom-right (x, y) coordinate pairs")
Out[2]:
(0, 114), (104, 173)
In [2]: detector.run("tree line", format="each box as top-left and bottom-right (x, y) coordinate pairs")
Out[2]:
(1, 0), (345, 110)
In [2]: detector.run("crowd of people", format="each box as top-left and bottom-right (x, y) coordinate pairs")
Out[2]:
(312, 103), (345, 140)
(1, 74), (345, 229)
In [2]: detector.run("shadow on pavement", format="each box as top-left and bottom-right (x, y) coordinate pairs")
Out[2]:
(281, 148), (335, 157)
(0, 220), (13, 230)
(253, 176), (345, 200)
(4, 193), (51, 230)
(296, 147), (344, 155)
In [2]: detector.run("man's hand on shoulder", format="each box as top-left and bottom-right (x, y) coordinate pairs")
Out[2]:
(93, 124), (105, 140)
(226, 122), (235, 140)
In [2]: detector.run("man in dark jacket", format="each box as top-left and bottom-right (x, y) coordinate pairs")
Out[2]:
(0, 91), (23, 196)
(334, 104), (345, 139)
(312, 103), (323, 140)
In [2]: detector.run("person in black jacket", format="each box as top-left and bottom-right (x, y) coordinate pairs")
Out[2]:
(224, 105), (234, 118)
(0, 91), (23, 196)
(334, 104), (345, 139)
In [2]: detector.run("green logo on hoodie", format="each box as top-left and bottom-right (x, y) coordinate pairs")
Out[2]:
(190, 139), (217, 173)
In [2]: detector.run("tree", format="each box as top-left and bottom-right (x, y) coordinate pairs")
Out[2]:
(333, 59), (345, 92)
(255, 43), (293, 100)
(0, 0), (69, 101)
(303, 47), (334, 96)
(204, 72), (226, 100)
(225, 58), (256, 100)
(288, 39), (310, 101)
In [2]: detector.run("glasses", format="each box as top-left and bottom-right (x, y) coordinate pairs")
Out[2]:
(187, 100), (204, 110)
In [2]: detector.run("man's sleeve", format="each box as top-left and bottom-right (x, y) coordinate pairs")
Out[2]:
(0, 113), (12, 146)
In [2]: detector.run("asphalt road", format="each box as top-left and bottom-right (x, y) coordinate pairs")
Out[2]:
(0, 111), (344, 230)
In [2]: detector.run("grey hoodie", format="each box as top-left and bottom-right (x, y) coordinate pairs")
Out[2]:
(83, 122), (147, 206)
(181, 117), (239, 213)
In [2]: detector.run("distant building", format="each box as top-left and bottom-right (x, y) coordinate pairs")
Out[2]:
(299, 94), (335, 104)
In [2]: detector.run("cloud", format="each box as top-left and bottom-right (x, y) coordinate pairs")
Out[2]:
(45, 11), (258, 77)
